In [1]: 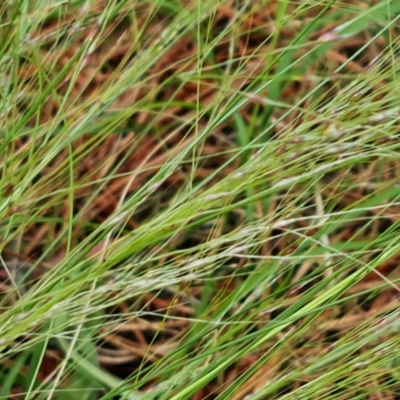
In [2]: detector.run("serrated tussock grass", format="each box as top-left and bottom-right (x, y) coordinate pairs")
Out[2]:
(0, 0), (400, 399)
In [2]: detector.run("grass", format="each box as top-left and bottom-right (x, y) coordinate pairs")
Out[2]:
(1, 0), (400, 398)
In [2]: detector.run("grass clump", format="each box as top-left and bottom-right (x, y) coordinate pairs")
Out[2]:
(1, 0), (400, 399)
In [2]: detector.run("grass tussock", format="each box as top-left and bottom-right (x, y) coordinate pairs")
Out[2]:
(1, 0), (400, 399)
